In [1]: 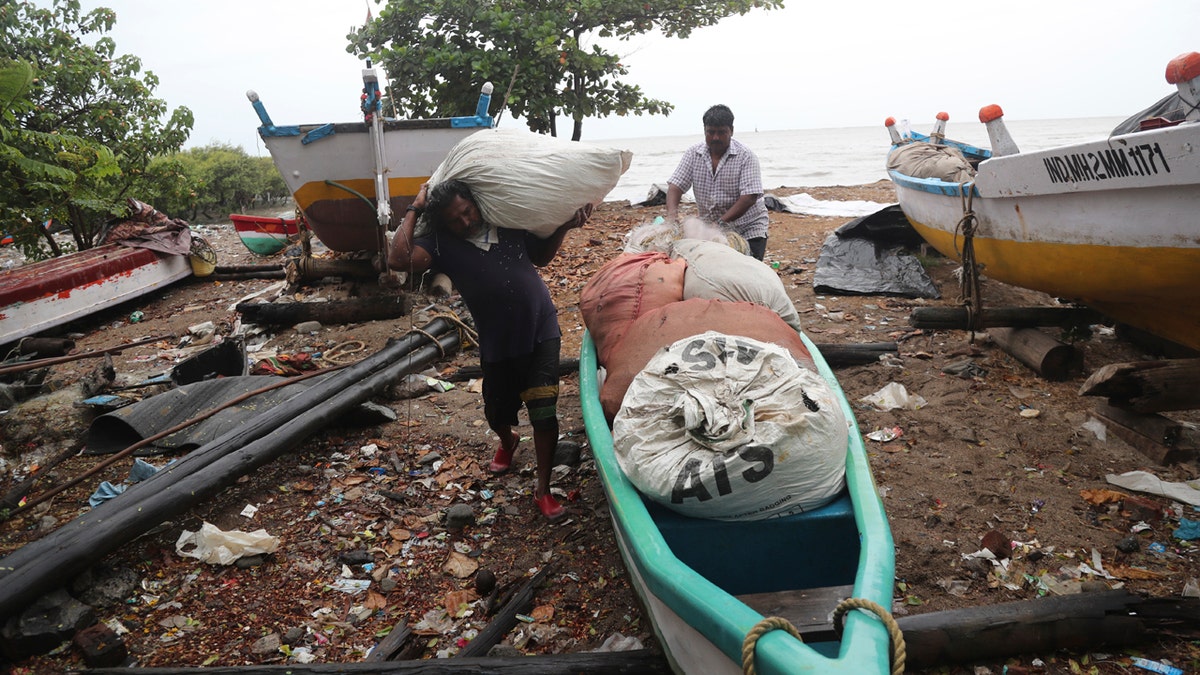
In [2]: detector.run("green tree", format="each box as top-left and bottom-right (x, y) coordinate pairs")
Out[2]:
(0, 0), (193, 253)
(351, 0), (782, 140)
(0, 57), (120, 260)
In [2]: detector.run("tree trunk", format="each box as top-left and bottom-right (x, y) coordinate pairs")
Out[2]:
(898, 590), (1200, 668)
(80, 650), (671, 674)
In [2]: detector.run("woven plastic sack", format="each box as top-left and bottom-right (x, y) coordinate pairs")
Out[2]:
(670, 238), (801, 331)
(579, 252), (686, 368)
(427, 128), (632, 238)
(613, 332), (847, 520)
(599, 298), (814, 422)
(886, 141), (975, 183)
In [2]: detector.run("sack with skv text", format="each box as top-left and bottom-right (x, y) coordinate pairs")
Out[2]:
(613, 332), (847, 520)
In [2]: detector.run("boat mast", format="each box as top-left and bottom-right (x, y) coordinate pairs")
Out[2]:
(361, 60), (391, 262)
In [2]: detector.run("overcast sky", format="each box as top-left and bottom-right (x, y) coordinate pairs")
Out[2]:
(73, 0), (1198, 153)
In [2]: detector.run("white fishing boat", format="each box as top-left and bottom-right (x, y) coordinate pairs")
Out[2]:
(247, 61), (493, 253)
(886, 51), (1200, 351)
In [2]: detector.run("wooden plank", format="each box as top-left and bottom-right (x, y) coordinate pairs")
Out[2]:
(1079, 359), (1200, 413)
(735, 584), (854, 642)
(1093, 403), (1199, 465)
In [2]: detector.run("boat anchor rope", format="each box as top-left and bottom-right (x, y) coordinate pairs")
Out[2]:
(741, 597), (907, 675)
(953, 182), (984, 338)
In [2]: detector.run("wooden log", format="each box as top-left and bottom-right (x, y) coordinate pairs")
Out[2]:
(212, 270), (286, 281)
(1079, 359), (1200, 413)
(364, 619), (411, 662)
(214, 264), (285, 275)
(456, 566), (553, 658)
(236, 295), (413, 326)
(989, 327), (1082, 381)
(79, 649), (671, 674)
(0, 320), (461, 620)
(447, 359), (581, 382)
(11, 337), (75, 358)
(291, 257), (379, 281)
(910, 306), (1103, 330)
(812, 342), (898, 367)
(897, 589), (1200, 669)
(1092, 402), (1199, 465)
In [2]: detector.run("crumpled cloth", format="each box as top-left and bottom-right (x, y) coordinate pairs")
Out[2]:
(102, 198), (193, 255)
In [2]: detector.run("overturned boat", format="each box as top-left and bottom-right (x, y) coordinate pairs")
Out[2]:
(886, 51), (1200, 351)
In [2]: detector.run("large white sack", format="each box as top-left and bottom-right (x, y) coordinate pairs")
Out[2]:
(428, 128), (632, 238)
(670, 238), (802, 331)
(613, 332), (847, 520)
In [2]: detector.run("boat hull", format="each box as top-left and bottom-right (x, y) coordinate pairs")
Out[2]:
(260, 122), (486, 252)
(0, 245), (192, 346)
(579, 332), (896, 675)
(889, 123), (1200, 351)
(230, 214), (299, 256)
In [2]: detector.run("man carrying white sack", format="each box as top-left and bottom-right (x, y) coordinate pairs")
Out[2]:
(387, 179), (591, 522)
(665, 104), (770, 260)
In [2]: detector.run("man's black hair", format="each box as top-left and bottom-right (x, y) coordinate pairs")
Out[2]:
(425, 179), (475, 230)
(702, 104), (734, 128)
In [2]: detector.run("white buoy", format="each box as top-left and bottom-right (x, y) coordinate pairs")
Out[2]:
(979, 104), (1020, 157)
(930, 111), (949, 145)
(1166, 51), (1200, 121)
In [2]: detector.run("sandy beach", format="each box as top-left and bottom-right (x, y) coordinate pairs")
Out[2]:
(3, 181), (1199, 673)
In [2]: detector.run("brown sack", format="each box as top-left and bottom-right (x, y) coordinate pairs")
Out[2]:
(599, 298), (815, 421)
(579, 252), (686, 367)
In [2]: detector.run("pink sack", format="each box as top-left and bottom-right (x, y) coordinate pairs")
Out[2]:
(599, 298), (815, 421)
(579, 252), (686, 367)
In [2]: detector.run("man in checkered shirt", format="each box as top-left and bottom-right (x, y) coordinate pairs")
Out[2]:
(665, 104), (770, 260)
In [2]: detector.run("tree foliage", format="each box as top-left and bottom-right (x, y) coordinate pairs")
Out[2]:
(0, 0), (193, 256)
(351, 0), (782, 140)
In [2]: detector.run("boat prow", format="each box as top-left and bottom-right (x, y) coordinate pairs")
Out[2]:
(885, 51), (1200, 352)
(580, 332), (898, 674)
(248, 62), (494, 253)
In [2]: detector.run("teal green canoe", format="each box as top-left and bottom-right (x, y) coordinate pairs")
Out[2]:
(579, 331), (900, 674)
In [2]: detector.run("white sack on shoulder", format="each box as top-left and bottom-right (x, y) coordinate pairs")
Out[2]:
(613, 332), (847, 520)
(428, 128), (632, 238)
(670, 238), (802, 331)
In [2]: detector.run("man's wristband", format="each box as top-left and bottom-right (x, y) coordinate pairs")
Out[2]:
(405, 205), (423, 215)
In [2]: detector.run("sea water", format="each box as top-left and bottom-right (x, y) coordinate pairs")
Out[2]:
(598, 116), (1127, 204)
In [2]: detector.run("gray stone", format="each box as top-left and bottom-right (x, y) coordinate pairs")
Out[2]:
(71, 564), (139, 610)
(445, 504), (476, 530)
(1116, 535), (1140, 553)
(378, 578), (398, 593)
(553, 440), (583, 467)
(294, 321), (323, 333)
(251, 632), (281, 655)
(282, 626), (306, 645)
(0, 589), (95, 659)
(235, 554), (266, 569)
(487, 643), (522, 657)
(417, 451), (442, 466)
(338, 549), (373, 566)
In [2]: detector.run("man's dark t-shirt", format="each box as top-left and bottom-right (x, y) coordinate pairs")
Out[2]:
(414, 227), (560, 362)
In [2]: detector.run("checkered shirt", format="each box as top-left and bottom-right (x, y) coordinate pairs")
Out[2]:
(667, 138), (769, 240)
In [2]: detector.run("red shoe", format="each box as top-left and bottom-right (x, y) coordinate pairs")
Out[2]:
(488, 432), (518, 473)
(535, 493), (566, 521)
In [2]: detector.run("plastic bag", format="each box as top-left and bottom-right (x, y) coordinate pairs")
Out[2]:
(426, 128), (632, 238)
(175, 521), (280, 565)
